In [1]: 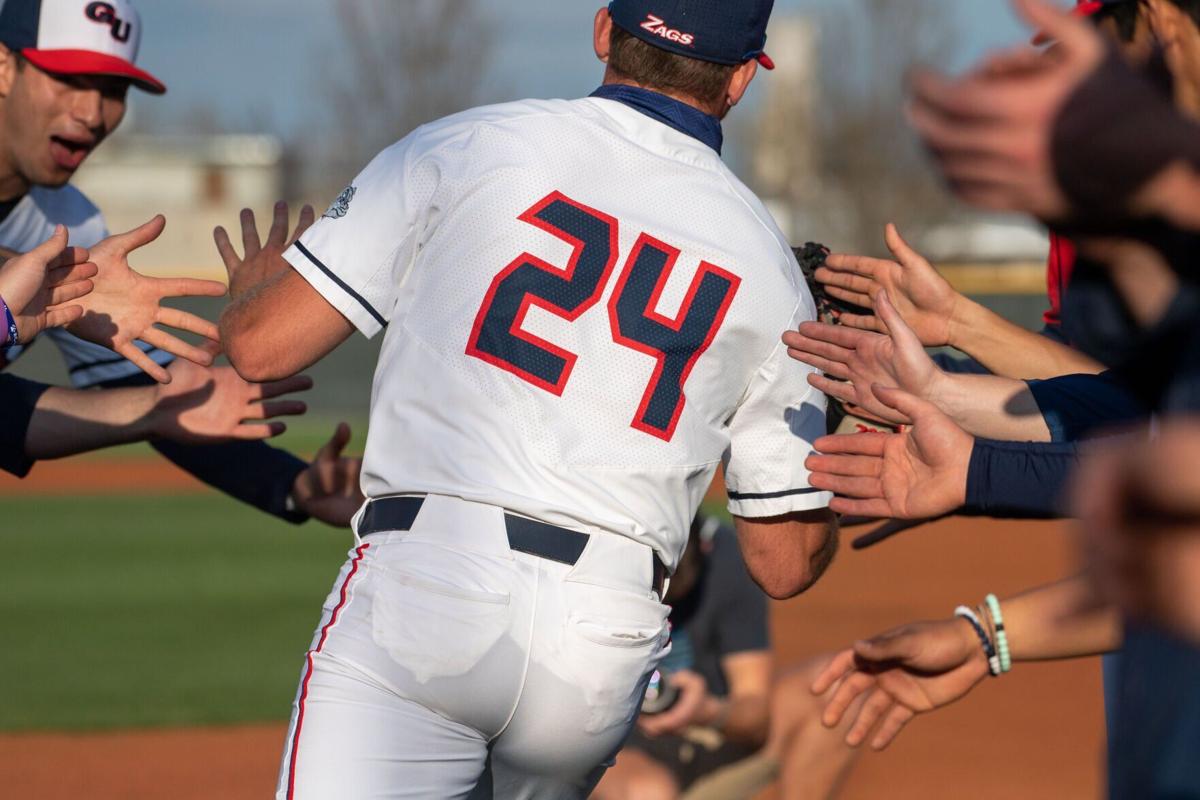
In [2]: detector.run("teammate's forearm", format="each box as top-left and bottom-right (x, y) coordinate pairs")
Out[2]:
(932, 372), (1051, 442)
(948, 299), (1103, 380)
(1004, 575), (1122, 662)
(708, 694), (770, 748)
(24, 385), (157, 459)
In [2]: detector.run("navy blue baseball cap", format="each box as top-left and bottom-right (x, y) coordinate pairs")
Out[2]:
(608, 0), (776, 70)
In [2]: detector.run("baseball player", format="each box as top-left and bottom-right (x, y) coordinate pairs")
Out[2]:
(220, 1), (837, 797)
(0, 0), (362, 526)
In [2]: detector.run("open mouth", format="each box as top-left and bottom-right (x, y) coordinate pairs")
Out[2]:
(48, 135), (94, 171)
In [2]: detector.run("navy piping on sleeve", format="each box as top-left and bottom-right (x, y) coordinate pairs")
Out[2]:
(727, 487), (824, 501)
(293, 242), (388, 329)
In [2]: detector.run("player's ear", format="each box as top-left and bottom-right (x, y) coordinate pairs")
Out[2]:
(726, 60), (759, 109)
(594, 7), (613, 63)
(0, 45), (18, 99)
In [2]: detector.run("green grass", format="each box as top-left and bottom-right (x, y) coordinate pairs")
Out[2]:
(0, 494), (351, 732)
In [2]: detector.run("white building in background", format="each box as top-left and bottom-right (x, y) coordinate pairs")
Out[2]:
(72, 134), (286, 279)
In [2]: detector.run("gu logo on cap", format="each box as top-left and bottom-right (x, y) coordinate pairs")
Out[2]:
(0, 0), (165, 94)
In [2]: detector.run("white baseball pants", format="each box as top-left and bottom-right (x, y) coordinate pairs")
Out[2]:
(275, 494), (671, 799)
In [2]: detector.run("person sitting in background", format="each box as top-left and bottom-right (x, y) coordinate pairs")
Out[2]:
(592, 513), (772, 800)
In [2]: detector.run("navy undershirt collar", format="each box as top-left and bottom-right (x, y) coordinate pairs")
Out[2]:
(590, 84), (723, 155)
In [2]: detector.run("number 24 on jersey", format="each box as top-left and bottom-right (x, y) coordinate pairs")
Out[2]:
(467, 191), (740, 443)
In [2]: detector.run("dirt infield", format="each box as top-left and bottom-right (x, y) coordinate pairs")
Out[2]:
(0, 504), (1103, 799)
(0, 457), (206, 495)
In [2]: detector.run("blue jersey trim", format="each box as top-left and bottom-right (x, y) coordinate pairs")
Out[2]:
(590, 84), (724, 154)
(727, 487), (824, 501)
(293, 241), (388, 329)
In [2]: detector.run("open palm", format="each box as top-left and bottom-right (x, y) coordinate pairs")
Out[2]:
(0, 226), (97, 341)
(806, 384), (972, 520)
(69, 215), (228, 383)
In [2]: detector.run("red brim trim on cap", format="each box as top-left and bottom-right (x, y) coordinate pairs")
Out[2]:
(756, 52), (775, 70)
(1032, 1), (1107, 45)
(21, 49), (166, 94)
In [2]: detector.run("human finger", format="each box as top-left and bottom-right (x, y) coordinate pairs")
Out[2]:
(232, 422), (287, 440)
(113, 215), (167, 254)
(823, 670), (876, 729)
(808, 472), (882, 498)
(43, 304), (84, 329)
(785, 348), (850, 380)
(871, 705), (917, 750)
(318, 421), (353, 462)
(213, 225), (240, 277)
(909, 67), (1019, 123)
(823, 253), (884, 278)
(46, 261), (98, 287)
(883, 224), (928, 272)
(854, 627), (924, 664)
(814, 432), (889, 456)
(808, 373), (858, 405)
(240, 208), (262, 260)
(291, 204), (317, 245)
(812, 649), (857, 695)
(1013, 0), (1095, 55)
(846, 688), (895, 747)
(266, 201), (289, 249)
(781, 333), (855, 365)
(245, 399), (308, 420)
(118, 342), (170, 384)
(26, 224), (69, 264)
(49, 244), (90, 269)
(140, 328), (217, 367)
(822, 285), (876, 311)
(46, 278), (94, 306)
(156, 306), (220, 340)
(875, 292), (925, 356)
(873, 384), (936, 421)
(256, 374), (315, 401)
(153, 276), (229, 299)
(830, 497), (894, 517)
(806, 451), (882, 479)
(796, 321), (876, 349)
(815, 267), (876, 297)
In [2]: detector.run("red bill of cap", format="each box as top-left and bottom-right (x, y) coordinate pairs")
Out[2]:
(756, 52), (775, 70)
(21, 48), (166, 94)
(1032, 0), (1109, 45)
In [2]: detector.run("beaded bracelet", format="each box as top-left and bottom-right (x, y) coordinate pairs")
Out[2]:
(985, 594), (1012, 674)
(955, 605), (1000, 677)
(1, 295), (16, 349)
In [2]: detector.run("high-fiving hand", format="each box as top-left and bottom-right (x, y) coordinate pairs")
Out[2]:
(69, 215), (229, 383)
(290, 422), (365, 528)
(215, 201), (316, 301)
(0, 226), (97, 342)
(784, 291), (945, 426)
(806, 385), (972, 520)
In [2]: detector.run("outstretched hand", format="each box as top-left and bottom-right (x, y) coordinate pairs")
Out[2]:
(806, 384), (972, 519)
(812, 617), (990, 750)
(816, 224), (963, 348)
(0, 226), (98, 341)
(68, 215), (229, 383)
(290, 422), (365, 528)
(215, 201), (316, 301)
(784, 291), (944, 425)
(151, 342), (313, 443)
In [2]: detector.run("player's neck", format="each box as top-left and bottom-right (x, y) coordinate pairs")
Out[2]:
(0, 146), (31, 204)
(601, 73), (720, 118)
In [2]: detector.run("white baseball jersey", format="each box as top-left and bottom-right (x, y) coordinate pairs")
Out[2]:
(0, 185), (174, 386)
(286, 97), (831, 569)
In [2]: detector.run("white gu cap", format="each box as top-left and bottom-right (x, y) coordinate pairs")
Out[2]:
(0, 0), (165, 94)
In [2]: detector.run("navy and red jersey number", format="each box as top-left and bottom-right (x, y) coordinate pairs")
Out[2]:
(467, 190), (740, 442)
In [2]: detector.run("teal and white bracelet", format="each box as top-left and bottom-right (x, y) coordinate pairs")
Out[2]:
(985, 593), (1012, 674)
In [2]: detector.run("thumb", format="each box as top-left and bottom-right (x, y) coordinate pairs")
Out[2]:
(319, 422), (352, 462)
(854, 628), (921, 664)
(1012, 0), (1089, 50)
(876, 291), (924, 354)
(115, 214), (167, 254)
(28, 224), (69, 265)
(872, 383), (936, 422)
(883, 223), (924, 271)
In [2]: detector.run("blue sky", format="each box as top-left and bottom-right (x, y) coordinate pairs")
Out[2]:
(131, 0), (1043, 138)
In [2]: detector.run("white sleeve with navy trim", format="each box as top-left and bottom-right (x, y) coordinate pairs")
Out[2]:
(283, 135), (433, 338)
(724, 302), (832, 519)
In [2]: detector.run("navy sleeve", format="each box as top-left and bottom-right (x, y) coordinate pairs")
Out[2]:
(0, 373), (51, 477)
(97, 372), (310, 524)
(963, 438), (1080, 519)
(1027, 371), (1147, 442)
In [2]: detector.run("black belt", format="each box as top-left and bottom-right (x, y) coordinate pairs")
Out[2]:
(358, 496), (667, 597)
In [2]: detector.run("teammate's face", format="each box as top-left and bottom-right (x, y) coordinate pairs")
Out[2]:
(0, 55), (129, 193)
